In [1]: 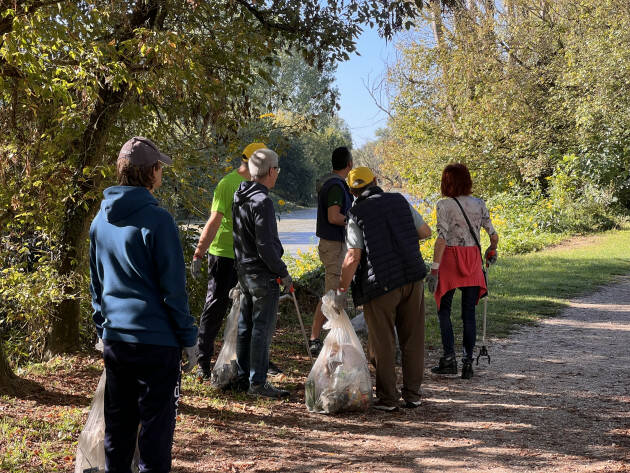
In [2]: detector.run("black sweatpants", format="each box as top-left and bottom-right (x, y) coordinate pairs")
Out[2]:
(103, 340), (181, 473)
(197, 253), (238, 367)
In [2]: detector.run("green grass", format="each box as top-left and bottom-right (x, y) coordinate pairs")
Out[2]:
(0, 405), (84, 472)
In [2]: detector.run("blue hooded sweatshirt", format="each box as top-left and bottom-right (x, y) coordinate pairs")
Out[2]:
(89, 186), (197, 348)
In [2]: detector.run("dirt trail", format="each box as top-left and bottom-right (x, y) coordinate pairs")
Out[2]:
(175, 277), (630, 472)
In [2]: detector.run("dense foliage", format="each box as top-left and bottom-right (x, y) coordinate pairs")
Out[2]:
(0, 1), (421, 370)
(384, 0), (630, 235)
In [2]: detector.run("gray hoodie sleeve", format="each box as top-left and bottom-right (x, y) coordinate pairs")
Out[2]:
(253, 198), (289, 278)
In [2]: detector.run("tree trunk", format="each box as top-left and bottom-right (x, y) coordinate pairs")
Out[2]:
(430, 0), (458, 135)
(45, 83), (127, 357)
(45, 4), (162, 357)
(0, 337), (16, 393)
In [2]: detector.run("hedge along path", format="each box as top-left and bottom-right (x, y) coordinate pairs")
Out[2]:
(169, 278), (630, 473)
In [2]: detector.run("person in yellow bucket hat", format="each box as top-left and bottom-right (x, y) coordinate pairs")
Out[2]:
(190, 142), (270, 379)
(336, 166), (432, 411)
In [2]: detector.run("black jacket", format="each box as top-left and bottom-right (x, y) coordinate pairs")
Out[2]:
(348, 186), (427, 306)
(232, 181), (289, 278)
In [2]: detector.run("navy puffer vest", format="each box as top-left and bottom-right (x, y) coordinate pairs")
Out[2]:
(348, 186), (427, 306)
(315, 174), (352, 242)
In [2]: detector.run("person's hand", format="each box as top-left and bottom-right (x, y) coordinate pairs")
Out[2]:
(280, 275), (293, 295)
(425, 270), (439, 294)
(182, 343), (199, 373)
(485, 247), (498, 266)
(332, 289), (347, 312)
(190, 257), (202, 280)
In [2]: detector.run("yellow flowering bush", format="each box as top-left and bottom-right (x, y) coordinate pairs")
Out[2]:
(282, 247), (325, 296)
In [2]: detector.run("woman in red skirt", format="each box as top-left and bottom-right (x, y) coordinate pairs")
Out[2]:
(426, 164), (499, 379)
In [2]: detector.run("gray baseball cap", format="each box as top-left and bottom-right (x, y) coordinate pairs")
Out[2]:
(117, 136), (172, 166)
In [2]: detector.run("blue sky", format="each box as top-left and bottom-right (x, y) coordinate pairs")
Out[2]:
(335, 27), (400, 148)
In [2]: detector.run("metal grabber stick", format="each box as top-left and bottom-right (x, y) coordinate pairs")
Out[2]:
(476, 261), (491, 366)
(277, 279), (313, 362)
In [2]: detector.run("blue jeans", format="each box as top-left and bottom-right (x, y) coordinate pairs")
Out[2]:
(236, 272), (280, 385)
(437, 286), (480, 360)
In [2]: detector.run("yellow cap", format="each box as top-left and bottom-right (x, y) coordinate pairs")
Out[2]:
(347, 166), (376, 189)
(242, 142), (266, 161)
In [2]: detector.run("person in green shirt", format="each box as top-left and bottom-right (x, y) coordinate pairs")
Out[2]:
(190, 142), (265, 379)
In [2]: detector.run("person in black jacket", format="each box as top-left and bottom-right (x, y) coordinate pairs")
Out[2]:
(336, 167), (432, 412)
(232, 148), (291, 399)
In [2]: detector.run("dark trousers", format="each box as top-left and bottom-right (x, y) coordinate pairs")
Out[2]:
(236, 272), (279, 385)
(103, 340), (181, 473)
(437, 286), (480, 360)
(198, 254), (238, 367)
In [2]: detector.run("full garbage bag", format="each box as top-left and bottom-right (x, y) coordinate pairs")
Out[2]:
(305, 290), (372, 414)
(75, 370), (139, 473)
(211, 286), (241, 389)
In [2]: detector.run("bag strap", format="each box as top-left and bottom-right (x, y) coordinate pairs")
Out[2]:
(453, 197), (482, 255)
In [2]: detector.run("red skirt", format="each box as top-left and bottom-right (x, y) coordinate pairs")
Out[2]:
(434, 246), (487, 310)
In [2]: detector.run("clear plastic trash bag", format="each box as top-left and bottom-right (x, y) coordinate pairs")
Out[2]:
(74, 370), (140, 473)
(305, 290), (372, 414)
(211, 286), (241, 389)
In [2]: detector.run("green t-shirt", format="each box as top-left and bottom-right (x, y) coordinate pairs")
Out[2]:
(326, 184), (344, 208)
(208, 170), (245, 259)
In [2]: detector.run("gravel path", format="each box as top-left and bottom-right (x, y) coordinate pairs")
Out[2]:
(175, 276), (630, 472)
(413, 275), (630, 472)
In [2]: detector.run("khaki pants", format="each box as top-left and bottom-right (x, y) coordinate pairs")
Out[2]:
(318, 239), (347, 292)
(364, 281), (425, 405)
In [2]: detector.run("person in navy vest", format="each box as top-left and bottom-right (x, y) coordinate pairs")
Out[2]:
(89, 137), (198, 472)
(335, 167), (432, 411)
(309, 146), (353, 357)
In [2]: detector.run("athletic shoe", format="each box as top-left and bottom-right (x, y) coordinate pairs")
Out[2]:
(196, 364), (211, 381)
(267, 360), (283, 376)
(430, 354), (458, 375)
(309, 338), (323, 357)
(248, 381), (290, 399)
(401, 400), (422, 408)
(230, 376), (250, 392)
(461, 359), (474, 379)
(373, 400), (399, 412)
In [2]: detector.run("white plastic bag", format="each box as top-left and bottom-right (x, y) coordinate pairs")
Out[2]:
(75, 370), (107, 473)
(210, 286), (241, 389)
(75, 346), (139, 473)
(305, 290), (372, 414)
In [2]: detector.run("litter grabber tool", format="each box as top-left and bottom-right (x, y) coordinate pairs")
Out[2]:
(277, 278), (313, 362)
(476, 260), (491, 366)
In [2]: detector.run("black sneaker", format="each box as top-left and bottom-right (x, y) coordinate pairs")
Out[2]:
(267, 360), (283, 376)
(461, 359), (474, 379)
(247, 381), (290, 399)
(431, 354), (458, 375)
(373, 400), (399, 412)
(229, 376), (250, 392)
(309, 338), (323, 357)
(196, 364), (212, 381)
(401, 399), (422, 409)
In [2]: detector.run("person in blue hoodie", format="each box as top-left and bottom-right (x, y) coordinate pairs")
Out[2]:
(232, 148), (291, 399)
(89, 136), (198, 473)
